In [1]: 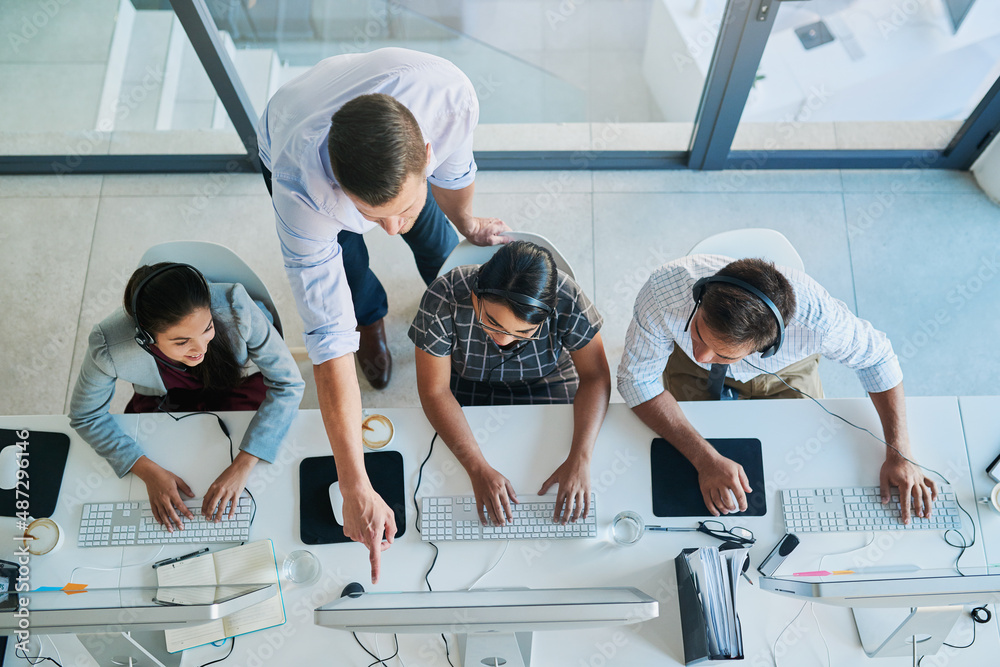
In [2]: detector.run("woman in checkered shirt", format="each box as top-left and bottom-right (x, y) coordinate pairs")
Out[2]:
(409, 241), (611, 527)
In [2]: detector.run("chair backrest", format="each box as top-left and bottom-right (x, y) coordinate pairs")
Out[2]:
(687, 228), (805, 272)
(138, 241), (283, 336)
(436, 231), (576, 280)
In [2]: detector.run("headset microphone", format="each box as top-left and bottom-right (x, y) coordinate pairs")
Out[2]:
(130, 263), (209, 371)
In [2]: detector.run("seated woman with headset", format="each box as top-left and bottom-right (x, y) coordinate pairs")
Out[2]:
(409, 240), (611, 527)
(70, 263), (304, 530)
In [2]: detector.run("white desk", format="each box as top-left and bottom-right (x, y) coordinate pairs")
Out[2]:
(4, 398), (1000, 665)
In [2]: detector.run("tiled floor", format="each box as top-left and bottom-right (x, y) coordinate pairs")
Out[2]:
(1, 168), (998, 419)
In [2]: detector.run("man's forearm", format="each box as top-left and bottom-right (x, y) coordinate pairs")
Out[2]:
(632, 391), (717, 470)
(869, 382), (910, 457)
(314, 355), (368, 491)
(430, 182), (475, 231)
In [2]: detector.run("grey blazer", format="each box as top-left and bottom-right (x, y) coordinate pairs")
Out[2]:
(69, 282), (305, 477)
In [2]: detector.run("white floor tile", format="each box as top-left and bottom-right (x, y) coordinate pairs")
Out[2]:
(0, 196), (98, 414)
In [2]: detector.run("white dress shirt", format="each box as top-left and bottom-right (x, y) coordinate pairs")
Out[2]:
(617, 254), (904, 408)
(257, 48), (479, 364)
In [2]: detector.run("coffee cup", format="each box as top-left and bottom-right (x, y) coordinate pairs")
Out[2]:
(21, 517), (64, 555)
(977, 482), (1000, 513)
(361, 413), (394, 451)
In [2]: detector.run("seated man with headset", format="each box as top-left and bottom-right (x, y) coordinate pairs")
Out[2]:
(617, 254), (937, 524)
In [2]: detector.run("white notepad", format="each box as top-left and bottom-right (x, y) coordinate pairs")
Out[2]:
(155, 540), (285, 653)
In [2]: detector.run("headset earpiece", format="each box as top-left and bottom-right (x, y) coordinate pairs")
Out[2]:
(473, 269), (554, 316)
(130, 262), (208, 358)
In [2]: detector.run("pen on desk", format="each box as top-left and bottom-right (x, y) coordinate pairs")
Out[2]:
(153, 547), (209, 570)
(644, 526), (698, 532)
(792, 565), (920, 577)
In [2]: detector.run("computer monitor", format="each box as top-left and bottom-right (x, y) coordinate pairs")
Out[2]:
(943, 0), (976, 32)
(760, 568), (1000, 658)
(315, 586), (659, 667)
(0, 584), (275, 666)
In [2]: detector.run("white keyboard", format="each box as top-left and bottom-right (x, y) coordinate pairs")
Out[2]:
(781, 486), (962, 533)
(419, 494), (597, 541)
(77, 496), (252, 547)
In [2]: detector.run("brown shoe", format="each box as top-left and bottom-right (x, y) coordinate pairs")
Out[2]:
(356, 319), (392, 390)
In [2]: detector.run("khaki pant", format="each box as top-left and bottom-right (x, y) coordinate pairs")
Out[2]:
(664, 349), (824, 401)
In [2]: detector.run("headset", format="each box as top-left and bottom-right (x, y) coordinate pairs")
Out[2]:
(130, 263), (209, 370)
(684, 274), (785, 359)
(472, 271), (554, 317)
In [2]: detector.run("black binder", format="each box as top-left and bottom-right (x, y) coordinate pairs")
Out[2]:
(675, 548), (745, 664)
(298, 451), (406, 545)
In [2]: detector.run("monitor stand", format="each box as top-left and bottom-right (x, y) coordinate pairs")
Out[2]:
(852, 606), (965, 658)
(457, 632), (533, 667)
(78, 631), (181, 667)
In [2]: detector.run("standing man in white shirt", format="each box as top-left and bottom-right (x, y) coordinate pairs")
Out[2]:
(618, 255), (938, 524)
(258, 48), (509, 583)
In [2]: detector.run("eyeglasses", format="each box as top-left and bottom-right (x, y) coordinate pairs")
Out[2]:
(696, 520), (755, 547)
(475, 299), (543, 342)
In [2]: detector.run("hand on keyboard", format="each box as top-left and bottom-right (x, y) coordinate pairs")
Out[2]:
(879, 456), (939, 524)
(468, 463), (518, 526)
(203, 452), (258, 521)
(131, 457), (195, 531)
(538, 456), (592, 524)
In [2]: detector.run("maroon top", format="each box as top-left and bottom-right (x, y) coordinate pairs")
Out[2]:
(126, 345), (267, 414)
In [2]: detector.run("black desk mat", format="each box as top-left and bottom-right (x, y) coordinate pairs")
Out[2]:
(1, 429), (70, 518)
(299, 451), (406, 545)
(650, 437), (767, 517)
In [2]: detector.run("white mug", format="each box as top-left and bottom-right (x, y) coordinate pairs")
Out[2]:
(977, 482), (1000, 513)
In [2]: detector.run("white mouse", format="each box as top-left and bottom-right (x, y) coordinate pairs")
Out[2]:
(0, 445), (19, 491)
(328, 481), (344, 526)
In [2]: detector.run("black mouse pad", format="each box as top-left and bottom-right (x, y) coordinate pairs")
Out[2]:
(651, 438), (766, 517)
(0, 429), (70, 518)
(299, 451), (406, 545)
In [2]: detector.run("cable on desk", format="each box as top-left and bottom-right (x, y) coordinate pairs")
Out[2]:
(413, 432), (456, 667)
(771, 601), (829, 667)
(155, 403), (258, 538)
(816, 533), (875, 573)
(196, 637), (234, 667)
(352, 632), (399, 667)
(745, 362), (977, 574)
(468, 540), (510, 590)
(69, 545), (166, 584)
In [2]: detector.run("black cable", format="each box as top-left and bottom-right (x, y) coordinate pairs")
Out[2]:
(941, 605), (991, 649)
(442, 633), (456, 667)
(744, 361), (977, 573)
(352, 632), (400, 667)
(197, 637), (235, 667)
(14, 647), (63, 667)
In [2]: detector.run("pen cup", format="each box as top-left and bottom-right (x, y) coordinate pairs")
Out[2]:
(611, 511), (644, 546)
(282, 550), (321, 585)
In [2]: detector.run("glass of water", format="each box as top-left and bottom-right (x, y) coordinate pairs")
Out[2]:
(282, 550), (321, 585)
(611, 510), (644, 546)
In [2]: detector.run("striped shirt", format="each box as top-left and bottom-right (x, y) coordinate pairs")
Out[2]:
(409, 266), (603, 406)
(617, 255), (903, 408)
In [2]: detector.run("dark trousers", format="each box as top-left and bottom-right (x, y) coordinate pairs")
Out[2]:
(262, 164), (459, 326)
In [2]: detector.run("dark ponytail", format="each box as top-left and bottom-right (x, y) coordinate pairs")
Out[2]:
(124, 264), (244, 391)
(475, 241), (558, 324)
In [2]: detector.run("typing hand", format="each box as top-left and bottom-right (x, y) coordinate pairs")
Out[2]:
(463, 217), (512, 247)
(469, 463), (518, 526)
(538, 456), (591, 524)
(880, 455), (938, 525)
(132, 458), (195, 532)
(202, 452), (258, 522)
(697, 454), (751, 517)
(341, 484), (396, 584)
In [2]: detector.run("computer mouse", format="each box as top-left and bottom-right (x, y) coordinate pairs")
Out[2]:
(328, 481), (344, 526)
(0, 445), (19, 490)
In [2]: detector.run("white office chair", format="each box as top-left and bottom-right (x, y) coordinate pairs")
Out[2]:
(139, 241), (284, 337)
(687, 228), (805, 272)
(436, 231), (577, 280)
